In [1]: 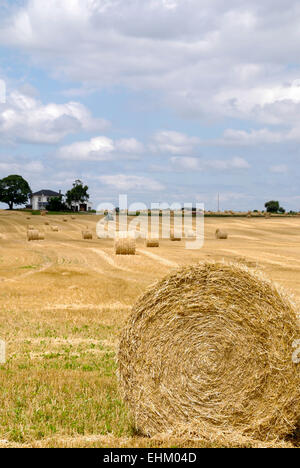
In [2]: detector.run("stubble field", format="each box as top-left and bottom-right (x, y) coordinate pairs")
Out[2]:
(0, 211), (299, 448)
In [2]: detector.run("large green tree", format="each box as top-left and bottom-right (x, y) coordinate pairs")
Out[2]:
(66, 179), (89, 210)
(0, 175), (32, 210)
(47, 195), (66, 212)
(265, 200), (285, 214)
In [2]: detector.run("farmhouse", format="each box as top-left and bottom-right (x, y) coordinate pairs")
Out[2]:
(31, 190), (62, 211)
(31, 189), (92, 212)
(68, 200), (93, 212)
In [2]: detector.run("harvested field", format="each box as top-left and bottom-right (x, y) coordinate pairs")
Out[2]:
(0, 211), (299, 448)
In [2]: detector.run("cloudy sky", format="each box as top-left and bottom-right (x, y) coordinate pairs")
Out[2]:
(0, 0), (299, 211)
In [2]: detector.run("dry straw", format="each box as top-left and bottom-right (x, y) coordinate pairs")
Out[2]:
(27, 229), (41, 241)
(170, 229), (181, 241)
(118, 261), (300, 443)
(82, 230), (93, 240)
(115, 231), (136, 255)
(185, 229), (195, 238)
(146, 238), (160, 248)
(215, 228), (228, 239)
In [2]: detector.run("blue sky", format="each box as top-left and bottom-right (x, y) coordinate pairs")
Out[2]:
(0, 0), (299, 211)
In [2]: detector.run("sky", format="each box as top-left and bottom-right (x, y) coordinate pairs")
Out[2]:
(0, 0), (299, 211)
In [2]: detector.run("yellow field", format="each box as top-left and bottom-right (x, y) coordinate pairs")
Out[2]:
(0, 211), (299, 448)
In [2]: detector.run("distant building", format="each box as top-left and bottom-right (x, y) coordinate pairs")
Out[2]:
(68, 200), (92, 212)
(31, 190), (62, 211)
(30, 189), (92, 212)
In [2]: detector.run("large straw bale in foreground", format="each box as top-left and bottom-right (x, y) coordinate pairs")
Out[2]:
(115, 232), (136, 255)
(215, 228), (228, 239)
(118, 262), (300, 442)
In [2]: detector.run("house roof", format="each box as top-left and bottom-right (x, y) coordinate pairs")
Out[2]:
(32, 190), (62, 197)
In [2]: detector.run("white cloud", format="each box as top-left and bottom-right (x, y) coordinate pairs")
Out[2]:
(170, 156), (250, 171)
(270, 164), (288, 174)
(0, 90), (109, 144)
(115, 138), (144, 154)
(98, 174), (165, 191)
(57, 136), (144, 161)
(0, 159), (45, 175)
(2, 0), (300, 127)
(57, 136), (114, 161)
(151, 131), (200, 154)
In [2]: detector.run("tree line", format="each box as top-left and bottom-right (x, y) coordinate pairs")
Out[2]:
(0, 175), (90, 211)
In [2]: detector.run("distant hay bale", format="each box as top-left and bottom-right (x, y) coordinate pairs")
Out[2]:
(247, 211), (252, 218)
(146, 238), (159, 248)
(41, 211), (47, 217)
(71, 216), (76, 220)
(45, 221), (50, 225)
(28, 225), (34, 230)
(82, 230), (93, 240)
(170, 229), (181, 241)
(51, 225), (59, 232)
(27, 229), (40, 241)
(265, 212), (271, 218)
(215, 228), (228, 239)
(26, 217), (31, 220)
(63, 218), (68, 222)
(118, 261), (300, 442)
(38, 232), (45, 240)
(115, 232), (136, 255)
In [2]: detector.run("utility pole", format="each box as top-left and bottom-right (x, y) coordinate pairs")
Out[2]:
(217, 193), (220, 212)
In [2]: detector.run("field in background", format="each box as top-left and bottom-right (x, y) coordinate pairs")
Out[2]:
(0, 211), (299, 448)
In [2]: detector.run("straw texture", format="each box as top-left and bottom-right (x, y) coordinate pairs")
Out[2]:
(27, 230), (41, 241)
(118, 261), (300, 442)
(82, 230), (93, 240)
(215, 229), (228, 239)
(146, 238), (160, 248)
(115, 235), (136, 255)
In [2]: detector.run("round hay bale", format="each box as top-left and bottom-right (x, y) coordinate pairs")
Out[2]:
(82, 230), (93, 240)
(38, 232), (45, 240)
(28, 225), (35, 231)
(115, 237), (136, 255)
(118, 261), (300, 442)
(170, 229), (181, 241)
(63, 218), (68, 222)
(45, 221), (50, 226)
(146, 238), (160, 248)
(51, 225), (59, 232)
(27, 229), (40, 241)
(215, 228), (228, 239)
(41, 211), (47, 217)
